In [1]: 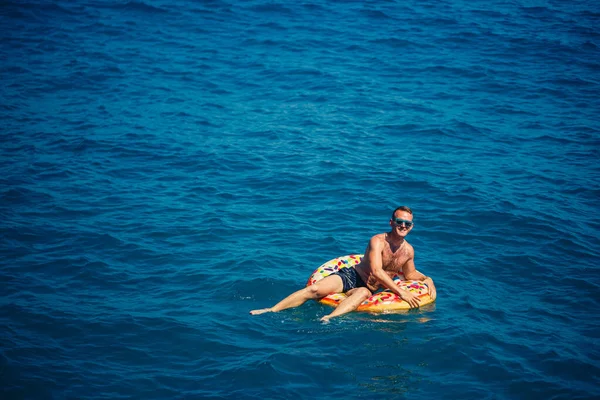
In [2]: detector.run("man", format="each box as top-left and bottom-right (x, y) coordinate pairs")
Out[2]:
(250, 206), (437, 322)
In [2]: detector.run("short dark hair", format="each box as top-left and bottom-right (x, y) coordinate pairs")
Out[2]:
(392, 206), (413, 218)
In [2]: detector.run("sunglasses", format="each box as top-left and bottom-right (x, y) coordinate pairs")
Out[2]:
(393, 218), (414, 228)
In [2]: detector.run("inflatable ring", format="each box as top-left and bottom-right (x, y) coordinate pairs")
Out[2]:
(306, 254), (434, 312)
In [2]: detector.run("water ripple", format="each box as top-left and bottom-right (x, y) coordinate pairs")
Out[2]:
(1, 0), (599, 398)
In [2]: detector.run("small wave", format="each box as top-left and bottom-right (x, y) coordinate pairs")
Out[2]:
(99, 1), (169, 14)
(1, 186), (54, 205)
(581, 40), (599, 50)
(256, 21), (288, 31)
(545, 76), (596, 87)
(0, 65), (31, 75)
(360, 9), (393, 20)
(520, 6), (555, 16)
(5, 1), (78, 17)
(369, 37), (421, 49)
(248, 4), (293, 15)
(470, 9), (509, 19)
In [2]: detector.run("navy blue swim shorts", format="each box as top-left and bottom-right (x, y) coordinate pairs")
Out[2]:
(333, 267), (368, 292)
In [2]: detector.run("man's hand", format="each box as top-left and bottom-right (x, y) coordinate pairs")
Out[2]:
(424, 277), (437, 300)
(399, 289), (421, 308)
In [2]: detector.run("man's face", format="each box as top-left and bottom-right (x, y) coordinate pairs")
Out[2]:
(390, 210), (414, 237)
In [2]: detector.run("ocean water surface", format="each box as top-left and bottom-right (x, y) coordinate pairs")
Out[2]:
(1, 0), (599, 398)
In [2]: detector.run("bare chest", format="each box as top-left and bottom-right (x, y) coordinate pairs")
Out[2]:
(381, 245), (410, 272)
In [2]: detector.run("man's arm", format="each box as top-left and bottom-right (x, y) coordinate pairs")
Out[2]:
(367, 237), (421, 308)
(402, 255), (437, 301)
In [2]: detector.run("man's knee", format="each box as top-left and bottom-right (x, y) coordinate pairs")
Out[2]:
(306, 284), (323, 298)
(352, 287), (372, 300)
(306, 282), (334, 298)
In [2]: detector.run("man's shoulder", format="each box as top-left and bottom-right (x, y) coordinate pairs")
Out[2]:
(368, 233), (385, 245)
(370, 233), (387, 242)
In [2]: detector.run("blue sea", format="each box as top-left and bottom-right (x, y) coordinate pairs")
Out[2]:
(1, 0), (599, 398)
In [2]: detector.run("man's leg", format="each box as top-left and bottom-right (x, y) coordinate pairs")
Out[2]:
(320, 287), (372, 323)
(250, 274), (344, 315)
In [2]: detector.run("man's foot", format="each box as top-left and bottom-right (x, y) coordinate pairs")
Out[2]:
(250, 308), (273, 315)
(320, 316), (331, 324)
